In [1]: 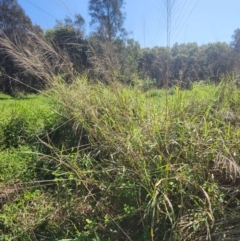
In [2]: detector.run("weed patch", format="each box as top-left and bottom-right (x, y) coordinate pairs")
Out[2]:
(1, 80), (240, 240)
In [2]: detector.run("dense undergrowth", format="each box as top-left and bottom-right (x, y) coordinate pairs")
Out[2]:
(1, 78), (240, 240)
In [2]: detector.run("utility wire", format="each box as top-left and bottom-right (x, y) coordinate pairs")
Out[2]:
(59, 0), (74, 17)
(152, 1), (167, 47)
(172, 0), (200, 42)
(23, 0), (58, 19)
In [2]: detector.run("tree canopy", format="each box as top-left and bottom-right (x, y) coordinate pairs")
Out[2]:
(88, 0), (126, 41)
(45, 14), (88, 73)
(231, 29), (240, 52)
(0, 0), (239, 94)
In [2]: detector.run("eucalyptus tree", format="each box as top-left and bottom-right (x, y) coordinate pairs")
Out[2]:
(88, 0), (127, 82)
(139, 46), (169, 87)
(88, 0), (126, 42)
(201, 42), (233, 82)
(0, 0), (33, 37)
(171, 42), (199, 82)
(122, 39), (142, 83)
(231, 29), (240, 52)
(231, 29), (240, 72)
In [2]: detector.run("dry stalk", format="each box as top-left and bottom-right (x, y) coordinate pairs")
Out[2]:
(212, 153), (240, 184)
(88, 38), (121, 83)
(0, 29), (75, 90)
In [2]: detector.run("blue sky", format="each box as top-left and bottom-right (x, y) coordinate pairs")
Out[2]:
(18, 0), (240, 48)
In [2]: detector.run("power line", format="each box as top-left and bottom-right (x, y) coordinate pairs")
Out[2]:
(152, 0), (200, 46)
(172, 0), (200, 42)
(152, 1), (167, 47)
(59, 0), (74, 17)
(170, 0), (192, 41)
(23, 0), (58, 19)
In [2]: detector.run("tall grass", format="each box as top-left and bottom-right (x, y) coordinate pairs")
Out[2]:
(1, 27), (240, 240)
(22, 78), (237, 240)
(1, 79), (240, 240)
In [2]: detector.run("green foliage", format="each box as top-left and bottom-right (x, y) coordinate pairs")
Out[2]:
(139, 42), (235, 88)
(0, 95), (55, 149)
(231, 28), (240, 52)
(45, 15), (88, 74)
(0, 146), (36, 183)
(2, 79), (240, 240)
(0, 189), (56, 241)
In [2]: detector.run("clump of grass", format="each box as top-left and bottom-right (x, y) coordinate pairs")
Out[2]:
(1, 77), (240, 240)
(30, 77), (238, 240)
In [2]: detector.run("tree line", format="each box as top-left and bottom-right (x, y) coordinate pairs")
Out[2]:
(0, 0), (240, 95)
